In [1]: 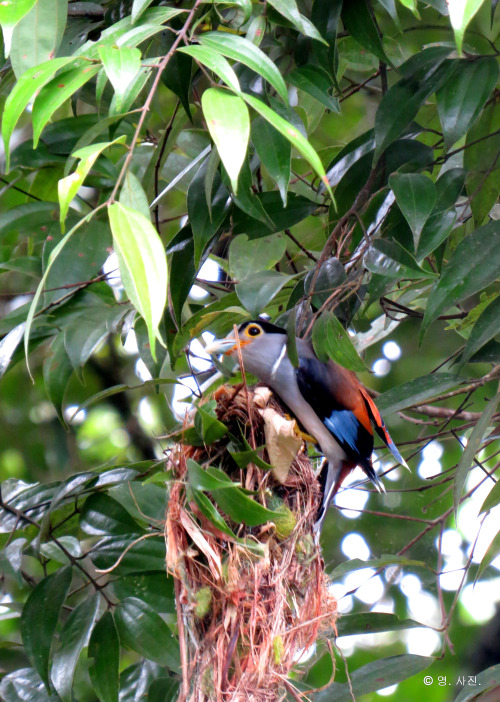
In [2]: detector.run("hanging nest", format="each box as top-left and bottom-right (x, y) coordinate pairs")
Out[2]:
(166, 384), (338, 702)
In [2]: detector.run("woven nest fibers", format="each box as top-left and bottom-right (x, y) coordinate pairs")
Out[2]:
(165, 384), (338, 702)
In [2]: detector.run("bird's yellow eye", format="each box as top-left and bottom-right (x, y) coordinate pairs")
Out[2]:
(245, 324), (262, 338)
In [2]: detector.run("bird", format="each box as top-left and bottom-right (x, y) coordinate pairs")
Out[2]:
(205, 319), (408, 533)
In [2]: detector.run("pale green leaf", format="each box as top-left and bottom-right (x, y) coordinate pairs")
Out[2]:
(0, 0), (37, 56)
(108, 203), (168, 361)
(10, 0), (67, 78)
(98, 45), (142, 112)
(449, 0), (487, 55)
(177, 45), (240, 93)
(201, 87), (250, 194)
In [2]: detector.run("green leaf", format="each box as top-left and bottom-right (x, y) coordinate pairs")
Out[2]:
(114, 598), (180, 670)
(315, 655), (433, 702)
(177, 45), (241, 93)
(59, 137), (126, 231)
(10, 0), (67, 78)
(475, 528), (500, 583)
(449, 0), (488, 55)
(341, 0), (389, 65)
(265, 0), (326, 42)
(461, 296), (500, 365)
(375, 373), (464, 415)
(287, 65), (339, 112)
(480, 477), (500, 515)
(187, 459), (235, 491)
(20, 566), (72, 688)
(389, 173), (436, 251)
(230, 157), (275, 229)
(0, 322), (26, 378)
(464, 102), (500, 226)
(51, 594), (99, 702)
(112, 573), (175, 614)
(236, 270), (292, 316)
(98, 45), (142, 112)
(194, 406), (228, 444)
(454, 393), (499, 514)
(304, 257), (346, 308)
(421, 220), (500, 339)
(119, 170), (150, 219)
(229, 234), (286, 281)
(0, 668), (53, 702)
(312, 311), (367, 372)
(32, 63), (101, 147)
(437, 57), (498, 147)
(80, 493), (145, 536)
(232, 192), (317, 237)
(43, 335), (74, 425)
(336, 613), (424, 637)
(190, 488), (238, 538)
(243, 93), (334, 200)
(90, 535), (166, 575)
(251, 117), (291, 206)
(374, 51), (454, 160)
(415, 210), (457, 262)
(0, 0), (37, 56)
(201, 88), (250, 194)
(131, 0), (155, 23)
(2, 56), (73, 172)
(89, 612), (119, 702)
(455, 663), (500, 702)
(108, 203), (168, 361)
(187, 157), (230, 266)
(199, 32), (288, 102)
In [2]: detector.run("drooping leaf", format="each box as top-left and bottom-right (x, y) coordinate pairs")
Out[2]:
(59, 137), (126, 230)
(114, 597), (180, 670)
(98, 45), (142, 112)
(2, 56), (73, 171)
(201, 88), (250, 194)
(437, 57), (498, 146)
(19, 567), (72, 688)
(454, 393), (499, 514)
(10, 0), (67, 78)
(243, 93), (333, 199)
(251, 117), (291, 206)
(199, 32), (288, 102)
(108, 203), (168, 361)
(178, 45), (240, 93)
(51, 595), (100, 702)
(236, 270), (292, 316)
(421, 220), (500, 339)
(32, 63), (101, 147)
(88, 612), (120, 702)
(286, 65), (339, 112)
(0, 0), (37, 56)
(341, 0), (389, 64)
(312, 311), (367, 372)
(265, 0), (326, 42)
(448, 0), (488, 55)
(389, 173), (436, 251)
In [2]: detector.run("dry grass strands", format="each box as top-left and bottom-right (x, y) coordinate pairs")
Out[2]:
(166, 385), (338, 701)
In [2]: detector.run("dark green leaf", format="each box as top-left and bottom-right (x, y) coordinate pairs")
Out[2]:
(480, 477), (500, 514)
(455, 663), (500, 702)
(43, 334), (74, 424)
(232, 192), (317, 237)
(112, 573), (175, 614)
(159, 21), (192, 119)
(194, 406), (228, 444)
(187, 459), (235, 491)
(190, 488), (237, 538)
(80, 493), (145, 536)
(315, 655), (433, 702)
(287, 65), (339, 112)
(230, 157), (275, 228)
(228, 234), (286, 281)
(389, 173), (436, 251)
(374, 50), (454, 160)
(114, 597), (180, 670)
(375, 373), (464, 415)
(415, 209), (456, 262)
(312, 311), (367, 372)
(251, 117), (291, 206)
(437, 57), (498, 146)
(119, 661), (164, 702)
(461, 296), (500, 364)
(304, 258), (345, 308)
(147, 678), (179, 702)
(336, 613), (424, 637)
(188, 158), (230, 266)
(454, 393), (499, 514)
(51, 594), (99, 701)
(421, 220), (500, 339)
(90, 535), (166, 575)
(236, 270), (292, 316)
(341, 0), (389, 64)
(464, 102), (500, 225)
(20, 566), (72, 688)
(89, 611), (119, 702)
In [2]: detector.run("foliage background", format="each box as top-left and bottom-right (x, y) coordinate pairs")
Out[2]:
(1, 0), (500, 700)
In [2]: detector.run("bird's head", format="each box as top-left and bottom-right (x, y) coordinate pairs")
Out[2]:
(204, 320), (286, 358)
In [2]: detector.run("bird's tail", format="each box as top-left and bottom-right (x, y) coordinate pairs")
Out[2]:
(313, 459), (354, 536)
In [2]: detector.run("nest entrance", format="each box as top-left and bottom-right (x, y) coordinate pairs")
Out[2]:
(166, 385), (338, 701)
